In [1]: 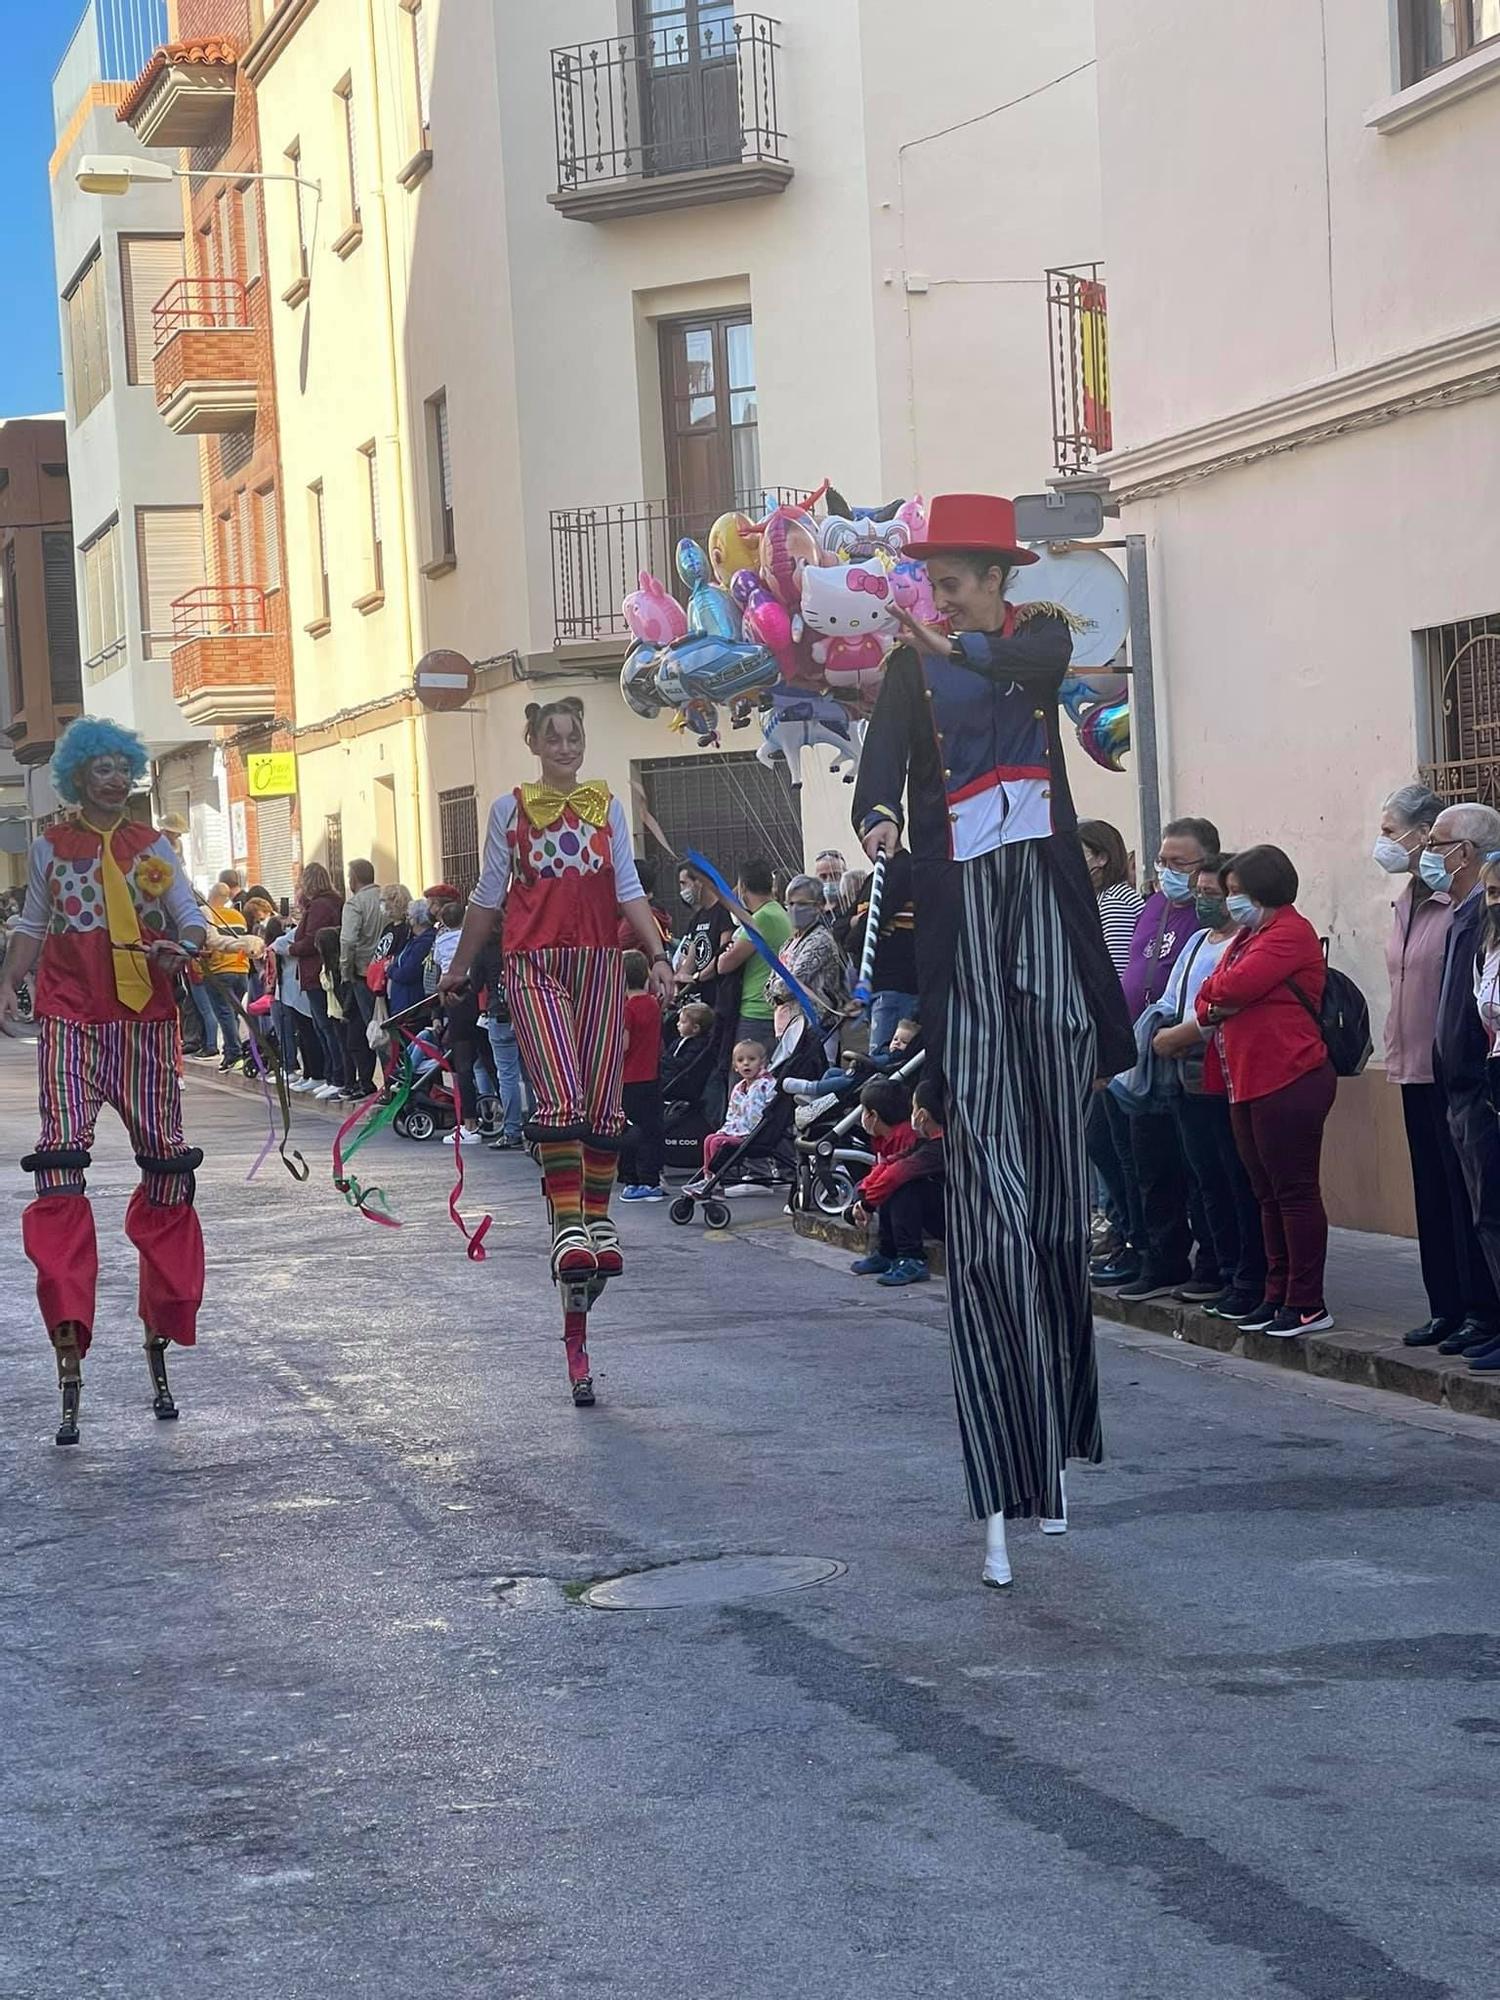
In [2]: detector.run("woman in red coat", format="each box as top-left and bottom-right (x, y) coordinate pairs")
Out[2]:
(1196, 844), (1335, 1338)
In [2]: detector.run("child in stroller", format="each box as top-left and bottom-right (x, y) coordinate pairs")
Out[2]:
(659, 1000), (718, 1178)
(379, 995), (463, 1141)
(669, 1017), (831, 1229)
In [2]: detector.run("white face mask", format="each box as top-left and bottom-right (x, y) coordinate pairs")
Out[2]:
(1372, 834), (1413, 875)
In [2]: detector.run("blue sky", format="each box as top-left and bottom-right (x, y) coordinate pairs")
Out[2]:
(0, 13), (74, 417)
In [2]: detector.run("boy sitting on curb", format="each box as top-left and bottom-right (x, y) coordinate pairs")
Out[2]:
(851, 1076), (947, 1287)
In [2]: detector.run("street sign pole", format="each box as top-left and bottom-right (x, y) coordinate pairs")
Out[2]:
(1126, 534), (1161, 874)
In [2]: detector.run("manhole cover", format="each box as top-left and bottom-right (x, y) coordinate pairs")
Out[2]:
(584, 1555), (846, 1610)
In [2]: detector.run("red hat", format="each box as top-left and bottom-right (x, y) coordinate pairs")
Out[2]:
(903, 493), (1038, 566)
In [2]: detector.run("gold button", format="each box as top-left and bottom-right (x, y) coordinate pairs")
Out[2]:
(1033, 708), (1045, 721)
(949, 812), (958, 823)
(925, 689), (934, 700)
(943, 768), (952, 779)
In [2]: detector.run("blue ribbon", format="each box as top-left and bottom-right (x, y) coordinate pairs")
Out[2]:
(684, 849), (824, 1029)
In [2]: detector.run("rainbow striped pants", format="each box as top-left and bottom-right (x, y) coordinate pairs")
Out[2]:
(503, 947), (627, 1137)
(22, 1017), (204, 1350)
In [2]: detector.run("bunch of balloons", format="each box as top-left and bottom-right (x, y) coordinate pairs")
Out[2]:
(1058, 671), (1131, 773)
(619, 482), (930, 787)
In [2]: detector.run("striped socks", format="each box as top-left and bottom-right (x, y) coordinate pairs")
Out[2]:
(581, 1142), (619, 1224)
(535, 1137), (583, 1234)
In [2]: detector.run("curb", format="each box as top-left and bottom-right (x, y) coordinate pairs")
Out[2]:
(791, 1211), (1500, 1423)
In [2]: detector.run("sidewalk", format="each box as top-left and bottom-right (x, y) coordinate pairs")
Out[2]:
(792, 1210), (1500, 1423)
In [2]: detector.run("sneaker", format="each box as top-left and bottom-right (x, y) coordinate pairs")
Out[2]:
(1206, 1289), (1261, 1320)
(1091, 1259), (1142, 1288)
(1114, 1274), (1187, 1304)
(877, 1257), (930, 1287)
(313, 1082), (344, 1100)
(851, 1253), (893, 1276)
(1438, 1317), (1500, 1355)
(638, 1186), (666, 1202)
(188, 1047), (220, 1061)
(488, 1135), (516, 1151)
(289, 1077), (320, 1093)
(1265, 1305), (1333, 1337)
(445, 1126), (478, 1145)
(1236, 1299), (1282, 1333)
(619, 1185), (651, 1201)
(1175, 1277), (1227, 1303)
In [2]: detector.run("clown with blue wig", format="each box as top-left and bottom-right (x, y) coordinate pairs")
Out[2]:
(0, 717), (208, 1445)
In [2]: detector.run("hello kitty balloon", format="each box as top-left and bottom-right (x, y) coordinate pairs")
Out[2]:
(797, 557), (898, 701)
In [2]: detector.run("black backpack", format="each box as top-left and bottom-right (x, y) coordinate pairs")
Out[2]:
(1290, 943), (1372, 1079)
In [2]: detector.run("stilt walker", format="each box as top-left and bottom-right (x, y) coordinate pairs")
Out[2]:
(440, 696), (675, 1404)
(853, 497), (1135, 1587)
(0, 719), (208, 1446)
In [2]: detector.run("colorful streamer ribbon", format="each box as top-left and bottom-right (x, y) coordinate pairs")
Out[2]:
(683, 849), (824, 1029)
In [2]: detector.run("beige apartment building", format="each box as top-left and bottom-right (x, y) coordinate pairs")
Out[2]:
(1092, 0), (1500, 1233)
(243, 0), (1132, 891)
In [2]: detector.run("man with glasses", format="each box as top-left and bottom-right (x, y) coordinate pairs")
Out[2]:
(1429, 804), (1500, 1351)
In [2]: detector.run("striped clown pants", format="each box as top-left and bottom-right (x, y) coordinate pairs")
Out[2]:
(22, 1017), (204, 1352)
(503, 947), (627, 1138)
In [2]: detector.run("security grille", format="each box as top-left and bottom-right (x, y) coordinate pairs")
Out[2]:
(1419, 614), (1500, 808)
(439, 785), (480, 898)
(254, 794), (294, 904)
(324, 811), (344, 890)
(638, 751), (803, 882)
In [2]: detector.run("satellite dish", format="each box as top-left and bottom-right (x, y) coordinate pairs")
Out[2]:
(1005, 547), (1129, 670)
(413, 649), (476, 712)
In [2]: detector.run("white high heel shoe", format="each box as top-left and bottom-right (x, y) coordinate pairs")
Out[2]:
(981, 1511), (1012, 1589)
(1041, 1473), (1068, 1536)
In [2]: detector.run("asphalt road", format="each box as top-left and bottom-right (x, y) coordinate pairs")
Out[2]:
(2, 1039), (1498, 1999)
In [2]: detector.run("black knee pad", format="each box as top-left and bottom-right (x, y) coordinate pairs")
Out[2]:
(523, 1119), (588, 1146)
(583, 1129), (623, 1156)
(22, 1147), (92, 1185)
(134, 1147), (205, 1204)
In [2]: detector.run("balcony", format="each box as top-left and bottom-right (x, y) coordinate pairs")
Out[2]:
(117, 34), (237, 148)
(551, 488), (808, 646)
(169, 585), (276, 727)
(1046, 264), (1112, 476)
(152, 277), (258, 435)
(549, 14), (791, 223)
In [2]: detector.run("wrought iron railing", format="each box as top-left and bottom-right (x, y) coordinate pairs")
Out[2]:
(1047, 264), (1112, 474)
(152, 276), (249, 353)
(171, 583), (268, 641)
(1419, 760), (1500, 811)
(551, 488), (809, 645)
(552, 13), (786, 191)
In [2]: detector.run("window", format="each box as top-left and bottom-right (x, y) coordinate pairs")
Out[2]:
(638, 751), (804, 881)
(408, 0), (433, 145)
(438, 786), (480, 898)
(240, 182), (262, 286)
(1419, 613), (1500, 807)
(1402, 0), (1500, 80)
(659, 312), (760, 533)
(63, 249), (110, 422)
(286, 140), (310, 285)
(425, 390), (455, 566)
(360, 441), (384, 593)
(80, 519), (124, 667)
(120, 235), (185, 386)
(136, 506), (206, 661)
(308, 480), (330, 625)
(43, 532), (82, 706)
(337, 76), (362, 228)
(238, 489), (255, 588)
(258, 485), (281, 591)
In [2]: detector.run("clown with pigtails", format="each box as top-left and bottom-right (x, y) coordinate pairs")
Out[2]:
(0, 718), (208, 1446)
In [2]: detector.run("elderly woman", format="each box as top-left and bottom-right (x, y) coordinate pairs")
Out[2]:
(1376, 784), (1500, 1351)
(766, 873), (849, 1051)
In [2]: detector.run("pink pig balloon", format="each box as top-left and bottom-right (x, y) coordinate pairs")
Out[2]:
(731, 568), (798, 681)
(623, 569), (688, 647)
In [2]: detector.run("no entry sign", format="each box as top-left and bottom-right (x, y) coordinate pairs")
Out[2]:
(413, 649), (476, 712)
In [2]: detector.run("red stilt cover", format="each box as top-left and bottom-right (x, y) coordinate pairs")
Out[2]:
(22, 1194), (99, 1352)
(124, 1188), (204, 1346)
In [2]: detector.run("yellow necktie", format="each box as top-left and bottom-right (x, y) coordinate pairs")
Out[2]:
(92, 823), (153, 1013)
(519, 780), (611, 831)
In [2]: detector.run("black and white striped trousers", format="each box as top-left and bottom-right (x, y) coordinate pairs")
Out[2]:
(944, 841), (1101, 1521)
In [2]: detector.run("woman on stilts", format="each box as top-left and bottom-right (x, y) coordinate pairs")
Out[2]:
(440, 697), (674, 1403)
(0, 718), (208, 1446)
(853, 495), (1135, 1588)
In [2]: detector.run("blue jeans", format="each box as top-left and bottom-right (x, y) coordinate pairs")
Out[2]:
(190, 981), (220, 1055)
(202, 973), (247, 1057)
(307, 984), (347, 1087)
(869, 989), (919, 1057)
(485, 1020), (525, 1141)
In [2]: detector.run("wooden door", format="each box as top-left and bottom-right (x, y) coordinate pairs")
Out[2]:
(659, 312), (760, 548)
(637, 0), (742, 177)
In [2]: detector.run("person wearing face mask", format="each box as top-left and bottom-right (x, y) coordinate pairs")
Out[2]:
(1428, 803), (1500, 1363)
(1150, 858), (1267, 1321)
(1079, 820), (1145, 1269)
(1377, 785), (1500, 1353)
(1196, 844), (1334, 1337)
(766, 874), (849, 1051)
(1101, 815), (1223, 1303)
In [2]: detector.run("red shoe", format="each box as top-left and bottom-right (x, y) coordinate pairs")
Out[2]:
(587, 1219), (624, 1279)
(550, 1226), (598, 1283)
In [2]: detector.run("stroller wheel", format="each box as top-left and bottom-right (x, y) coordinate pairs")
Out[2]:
(814, 1167), (857, 1216)
(702, 1199), (732, 1231)
(403, 1107), (438, 1142)
(668, 1195), (696, 1226)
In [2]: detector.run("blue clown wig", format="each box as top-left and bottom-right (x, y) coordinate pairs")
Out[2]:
(50, 716), (150, 806)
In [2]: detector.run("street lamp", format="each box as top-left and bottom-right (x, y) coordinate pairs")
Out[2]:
(75, 154), (321, 198)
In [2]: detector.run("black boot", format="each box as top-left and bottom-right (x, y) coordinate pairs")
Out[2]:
(53, 1324), (83, 1447)
(145, 1335), (179, 1420)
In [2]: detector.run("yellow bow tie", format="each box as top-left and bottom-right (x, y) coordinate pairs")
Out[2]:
(520, 780), (612, 831)
(86, 821), (152, 1013)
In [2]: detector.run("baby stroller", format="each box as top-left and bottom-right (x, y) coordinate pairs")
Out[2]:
(381, 996), (461, 1141)
(793, 1044), (927, 1217)
(668, 1013), (830, 1230)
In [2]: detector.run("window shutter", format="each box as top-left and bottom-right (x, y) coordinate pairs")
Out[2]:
(238, 489), (254, 587)
(345, 89), (362, 217)
(43, 532), (81, 704)
(259, 487), (281, 590)
(369, 447), (383, 544)
(413, 3), (432, 134)
(436, 396), (452, 507)
(81, 521), (122, 663)
(122, 238), (185, 386)
(241, 184), (262, 286)
(137, 508), (206, 660)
